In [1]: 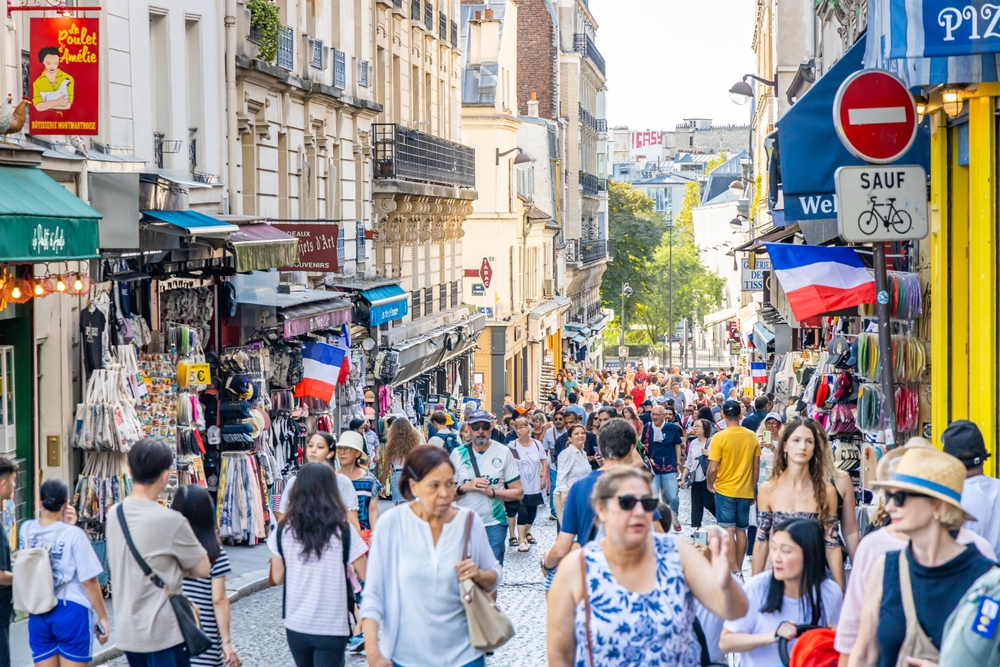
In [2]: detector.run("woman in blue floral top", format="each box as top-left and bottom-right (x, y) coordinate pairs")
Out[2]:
(546, 466), (749, 667)
(337, 431), (381, 541)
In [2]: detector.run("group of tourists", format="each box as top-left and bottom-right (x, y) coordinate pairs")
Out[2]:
(9, 361), (1000, 667)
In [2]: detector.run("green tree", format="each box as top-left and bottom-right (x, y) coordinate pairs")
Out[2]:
(674, 180), (701, 242)
(704, 151), (730, 174)
(601, 180), (666, 313)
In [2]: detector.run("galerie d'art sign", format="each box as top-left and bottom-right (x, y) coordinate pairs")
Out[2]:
(29, 17), (99, 135)
(889, 0), (1000, 57)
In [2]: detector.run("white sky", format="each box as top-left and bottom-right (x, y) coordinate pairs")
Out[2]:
(589, 0), (757, 131)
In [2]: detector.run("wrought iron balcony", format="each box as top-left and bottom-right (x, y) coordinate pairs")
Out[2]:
(578, 103), (597, 132)
(598, 178), (607, 192)
(579, 171), (599, 195)
(596, 118), (607, 132)
(333, 49), (346, 89)
(373, 123), (476, 189)
(573, 33), (606, 78)
(579, 238), (608, 265)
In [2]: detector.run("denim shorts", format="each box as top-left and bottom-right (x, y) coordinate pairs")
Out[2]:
(714, 493), (751, 529)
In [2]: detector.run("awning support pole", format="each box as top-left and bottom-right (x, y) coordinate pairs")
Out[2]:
(872, 242), (897, 442)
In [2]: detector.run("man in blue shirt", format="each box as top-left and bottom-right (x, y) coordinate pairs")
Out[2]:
(640, 404), (684, 531)
(564, 392), (587, 423)
(741, 396), (771, 434)
(541, 418), (650, 574)
(719, 372), (734, 401)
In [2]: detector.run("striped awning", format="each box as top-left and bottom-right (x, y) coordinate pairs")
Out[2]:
(865, 0), (1000, 86)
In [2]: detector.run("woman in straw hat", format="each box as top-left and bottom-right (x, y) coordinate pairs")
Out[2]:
(833, 439), (995, 666)
(337, 430), (381, 540)
(848, 447), (998, 667)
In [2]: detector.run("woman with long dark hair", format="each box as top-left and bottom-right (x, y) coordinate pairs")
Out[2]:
(681, 418), (716, 529)
(171, 485), (240, 667)
(752, 418), (843, 588)
(362, 445), (501, 667)
(385, 419), (421, 503)
(269, 463), (368, 667)
(274, 432), (361, 532)
(720, 518), (843, 667)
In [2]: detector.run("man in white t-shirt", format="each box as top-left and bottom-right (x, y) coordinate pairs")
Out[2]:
(943, 420), (1000, 556)
(451, 410), (524, 565)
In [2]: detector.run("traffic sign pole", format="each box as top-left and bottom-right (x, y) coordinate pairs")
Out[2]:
(872, 243), (897, 441)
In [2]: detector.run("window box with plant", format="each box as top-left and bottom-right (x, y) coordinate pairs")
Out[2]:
(248, 0), (281, 64)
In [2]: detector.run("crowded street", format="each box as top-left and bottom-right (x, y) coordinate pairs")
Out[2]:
(4, 0), (1000, 666)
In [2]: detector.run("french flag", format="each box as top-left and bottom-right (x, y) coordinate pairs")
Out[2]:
(764, 243), (876, 321)
(751, 361), (768, 384)
(295, 342), (345, 402)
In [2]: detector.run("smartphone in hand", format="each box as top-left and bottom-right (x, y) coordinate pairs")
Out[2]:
(693, 530), (708, 545)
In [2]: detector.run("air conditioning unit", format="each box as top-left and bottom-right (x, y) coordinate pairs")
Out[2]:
(543, 279), (554, 297)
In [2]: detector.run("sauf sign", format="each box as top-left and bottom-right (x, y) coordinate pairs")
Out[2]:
(741, 257), (771, 292)
(891, 1), (1000, 57)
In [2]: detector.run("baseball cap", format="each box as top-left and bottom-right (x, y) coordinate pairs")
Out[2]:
(764, 412), (784, 424)
(467, 409), (492, 425)
(834, 442), (861, 471)
(942, 419), (991, 468)
(722, 400), (742, 418)
(207, 425), (221, 445)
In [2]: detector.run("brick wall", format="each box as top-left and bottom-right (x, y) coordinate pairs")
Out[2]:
(513, 0), (557, 119)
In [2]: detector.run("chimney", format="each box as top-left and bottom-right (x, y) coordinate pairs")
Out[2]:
(527, 91), (539, 118)
(484, 8), (493, 18)
(474, 10), (481, 20)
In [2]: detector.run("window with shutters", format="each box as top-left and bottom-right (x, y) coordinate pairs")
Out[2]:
(411, 290), (421, 318)
(439, 284), (447, 311)
(424, 287), (434, 315)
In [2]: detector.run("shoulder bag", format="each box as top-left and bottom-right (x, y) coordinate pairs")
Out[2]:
(116, 505), (212, 657)
(896, 548), (939, 667)
(459, 511), (514, 651)
(580, 549), (595, 667)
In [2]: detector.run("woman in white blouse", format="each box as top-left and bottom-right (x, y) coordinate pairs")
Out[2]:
(361, 445), (501, 667)
(553, 425), (591, 524)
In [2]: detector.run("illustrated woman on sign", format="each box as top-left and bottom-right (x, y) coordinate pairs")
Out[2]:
(33, 46), (74, 113)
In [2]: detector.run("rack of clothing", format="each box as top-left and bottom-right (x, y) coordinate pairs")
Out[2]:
(217, 452), (268, 544)
(73, 452), (132, 524)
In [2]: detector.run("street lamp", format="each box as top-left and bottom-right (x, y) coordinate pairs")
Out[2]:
(666, 215), (674, 369)
(496, 147), (535, 165)
(730, 214), (748, 231)
(729, 74), (776, 105)
(620, 283), (633, 368)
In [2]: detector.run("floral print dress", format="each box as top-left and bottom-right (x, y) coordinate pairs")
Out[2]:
(574, 533), (700, 667)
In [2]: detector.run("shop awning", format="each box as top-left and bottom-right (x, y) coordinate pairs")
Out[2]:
(752, 321), (775, 352)
(733, 224), (800, 253)
(142, 210), (238, 236)
(777, 33), (930, 228)
(0, 165), (101, 262)
(279, 296), (354, 338)
(228, 223), (300, 273)
(360, 284), (409, 326)
(390, 313), (487, 385)
(865, 0), (1000, 87)
(703, 308), (738, 327)
(572, 334), (587, 344)
(528, 295), (571, 320)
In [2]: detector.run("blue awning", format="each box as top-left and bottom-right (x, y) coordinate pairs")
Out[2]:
(866, 0), (1000, 86)
(572, 334), (587, 344)
(142, 210), (238, 236)
(776, 34), (930, 227)
(360, 284), (408, 326)
(752, 322), (775, 353)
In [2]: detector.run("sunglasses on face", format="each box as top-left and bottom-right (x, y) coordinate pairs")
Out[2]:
(882, 489), (929, 507)
(607, 495), (659, 512)
(470, 423), (491, 432)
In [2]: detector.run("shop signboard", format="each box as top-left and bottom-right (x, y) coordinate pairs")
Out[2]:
(477, 307), (493, 318)
(835, 165), (929, 242)
(471, 284), (485, 296)
(0, 219), (98, 262)
(729, 340), (741, 356)
(29, 17), (100, 135)
(187, 364), (211, 385)
(892, 1), (1000, 58)
(480, 258), (493, 288)
(272, 224), (339, 272)
(727, 321), (739, 339)
(740, 257), (771, 291)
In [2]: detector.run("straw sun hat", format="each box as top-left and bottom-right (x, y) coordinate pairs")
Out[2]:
(337, 430), (368, 465)
(872, 446), (975, 522)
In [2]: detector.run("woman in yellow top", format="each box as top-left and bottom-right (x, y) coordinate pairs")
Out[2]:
(33, 46), (74, 113)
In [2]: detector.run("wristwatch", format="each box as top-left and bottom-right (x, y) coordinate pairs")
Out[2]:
(456, 485), (467, 497)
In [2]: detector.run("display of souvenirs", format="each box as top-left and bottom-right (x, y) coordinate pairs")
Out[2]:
(73, 367), (144, 452)
(138, 353), (179, 440)
(73, 452), (132, 523)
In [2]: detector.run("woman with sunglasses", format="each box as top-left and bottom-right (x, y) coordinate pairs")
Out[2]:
(752, 418), (844, 589)
(547, 467), (748, 667)
(833, 439), (995, 666)
(847, 447), (997, 667)
(720, 518), (842, 667)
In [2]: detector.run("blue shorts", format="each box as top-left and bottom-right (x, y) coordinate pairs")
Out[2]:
(28, 600), (92, 663)
(715, 493), (751, 529)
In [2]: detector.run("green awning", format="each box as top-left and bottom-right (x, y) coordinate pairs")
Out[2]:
(0, 165), (102, 262)
(228, 223), (300, 273)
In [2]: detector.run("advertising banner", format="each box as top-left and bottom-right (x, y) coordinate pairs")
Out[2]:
(272, 224), (340, 272)
(29, 17), (99, 135)
(890, 0), (1000, 58)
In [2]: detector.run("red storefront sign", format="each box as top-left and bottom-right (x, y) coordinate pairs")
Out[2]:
(272, 224), (340, 272)
(29, 17), (100, 135)
(727, 321), (739, 339)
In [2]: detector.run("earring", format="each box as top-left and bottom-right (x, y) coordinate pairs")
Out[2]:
(933, 513), (940, 521)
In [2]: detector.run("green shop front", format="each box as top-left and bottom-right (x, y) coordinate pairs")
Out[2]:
(0, 146), (102, 528)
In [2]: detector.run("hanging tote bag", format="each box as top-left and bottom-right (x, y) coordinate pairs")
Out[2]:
(116, 505), (212, 657)
(459, 510), (514, 652)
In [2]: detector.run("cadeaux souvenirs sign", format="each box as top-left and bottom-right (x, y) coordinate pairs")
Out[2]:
(29, 17), (100, 135)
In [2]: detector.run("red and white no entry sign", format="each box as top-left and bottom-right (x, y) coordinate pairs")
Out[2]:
(833, 70), (917, 164)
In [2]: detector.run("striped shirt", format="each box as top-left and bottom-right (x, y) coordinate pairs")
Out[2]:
(183, 550), (232, 667)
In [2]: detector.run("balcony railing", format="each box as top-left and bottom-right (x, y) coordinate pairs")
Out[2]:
(393, 0), (403, 8)
(439, 11), (448, 41)
(579, 239), (608, 265)
(411, 0), (421, 21)
(596, 118), (607, 132)
(579, 171), (599, 195)
(598, 178), (607, 192)
(333, 49), (346, 89)
(573, 33), (606, 77)
(424, 2), (434, 31)
(451, 20), (458, 47)
(373, 123), (476, 189)
(578, 103), (597, 132)
(311, 39), (323, 68)
(277, 25), (294, 70)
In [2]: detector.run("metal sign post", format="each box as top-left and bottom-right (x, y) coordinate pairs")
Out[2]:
(871, 244), (897, 438)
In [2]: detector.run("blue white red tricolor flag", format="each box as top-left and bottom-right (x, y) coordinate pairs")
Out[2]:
(295, 342), (347, 402)
(764, 243), (876, 321)
(751, 362), (768, 384)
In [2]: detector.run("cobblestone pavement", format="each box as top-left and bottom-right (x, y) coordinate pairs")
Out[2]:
(109, 485), (712, 667)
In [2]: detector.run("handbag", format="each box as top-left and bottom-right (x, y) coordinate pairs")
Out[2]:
(580, 549), (595, 667)
(459, 511), (514, 652)
(116, 505), (212, 657)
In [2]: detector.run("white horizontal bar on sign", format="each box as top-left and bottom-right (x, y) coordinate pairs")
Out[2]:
(847, 106), (907, 126)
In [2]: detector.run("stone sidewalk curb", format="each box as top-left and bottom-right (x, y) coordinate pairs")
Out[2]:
(89, 569), (271, 666)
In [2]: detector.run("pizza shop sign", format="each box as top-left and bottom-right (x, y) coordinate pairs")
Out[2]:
(895, 1), (1000, 57)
